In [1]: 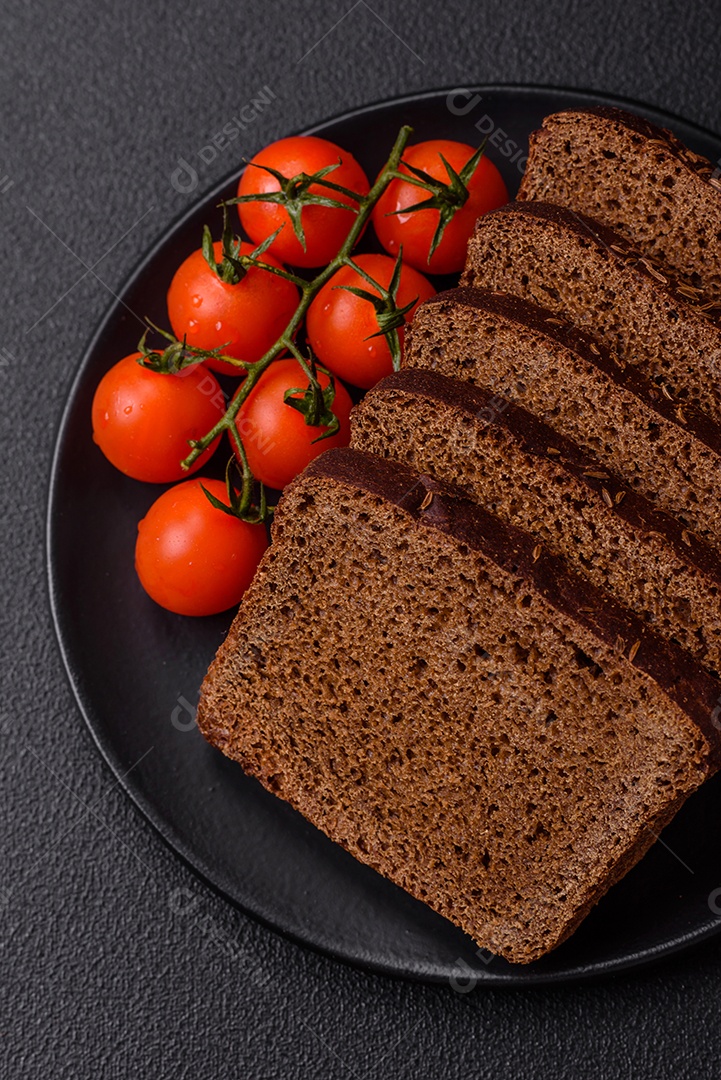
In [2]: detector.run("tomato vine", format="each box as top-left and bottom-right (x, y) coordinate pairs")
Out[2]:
(139, 124), (485, 522)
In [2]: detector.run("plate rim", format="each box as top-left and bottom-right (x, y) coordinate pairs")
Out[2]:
(46, 82), (721, 986)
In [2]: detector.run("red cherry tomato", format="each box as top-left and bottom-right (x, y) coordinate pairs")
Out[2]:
(237, 136), (370, 268)
(305, 254), (436, 389)
(135, 478), (268, 616)
(167, 241), (299, 377)
(234, 358), (352, 489)
(91, 353), (224, 483)
(372, 140), (509, 274)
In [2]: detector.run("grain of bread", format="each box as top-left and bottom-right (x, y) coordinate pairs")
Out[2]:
(461, 201), (721, 426)
(197, 448), (721, 964)
(351, 368), (721, 676)
(517, 106), (721, 297)
(404, 286), (721, 554)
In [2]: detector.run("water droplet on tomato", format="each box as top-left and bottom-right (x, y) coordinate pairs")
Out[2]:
(124, 405), (133, 415)
(191, 294), (202, 307)
(215, 321), (223, 332)
(187, 319), (198, 332)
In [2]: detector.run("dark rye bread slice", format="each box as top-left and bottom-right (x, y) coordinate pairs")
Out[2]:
(461, 201), (721, 426)
(350, 368), (721, 676)
(404, 286), (721, 554)
(517, 106), (721, 297)
(198, 448), (721, 964)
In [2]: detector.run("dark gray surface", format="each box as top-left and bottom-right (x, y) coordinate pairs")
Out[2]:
(3, 0), (721, 1076)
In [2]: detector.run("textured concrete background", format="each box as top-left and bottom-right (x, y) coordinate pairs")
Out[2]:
(3, 1), (721, 1076)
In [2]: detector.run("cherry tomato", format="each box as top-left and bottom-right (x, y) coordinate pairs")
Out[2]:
(135, 478), (268, 616)
(305, 254), (435, 390)
(236, 136), (370, 268)
(234, 358), (352, 489)
(167, 241), (299, 377)
(92, 353), (224, 483)
(372, 140), (509, 274)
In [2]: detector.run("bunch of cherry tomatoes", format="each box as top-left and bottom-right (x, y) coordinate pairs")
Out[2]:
(91, 133), (508, 616)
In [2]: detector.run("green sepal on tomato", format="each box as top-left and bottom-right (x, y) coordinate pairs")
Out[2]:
(306, 254), (435, 389)
(135, 478), (268, 616)
(91, 353), (225, 483)
(234, 135), (371, 268)
(371, 139), (509, 275)
(167, 240), (299, 377)
(233, 358), (353, 490)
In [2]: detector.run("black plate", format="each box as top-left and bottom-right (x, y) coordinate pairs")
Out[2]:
(47, 86), (721, 985)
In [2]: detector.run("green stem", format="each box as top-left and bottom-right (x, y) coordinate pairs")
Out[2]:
(180, 123), (415, 472)
(284, 335), (314, 379)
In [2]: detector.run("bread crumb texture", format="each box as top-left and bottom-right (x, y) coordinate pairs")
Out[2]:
(406, 286), (721, 553)
(197, 450), (714, 964)
(352, 369), (721, 677)
(518, 107), (721, 300)
(462, 202), (721, 427)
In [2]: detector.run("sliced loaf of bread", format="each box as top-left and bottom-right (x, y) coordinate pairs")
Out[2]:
(404, 287), (721, 553)
(351, 368), (721, 676)
(461, 201), (721, 426)
(517, 106), (721, 297)
(197, 448), (721, 964)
